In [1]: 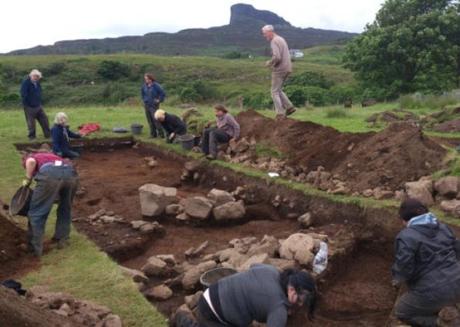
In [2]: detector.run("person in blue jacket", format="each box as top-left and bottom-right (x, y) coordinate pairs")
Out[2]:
(20, 69), (51, 140)
(51, 112), (82, 159)
(141, 73), (166, 138)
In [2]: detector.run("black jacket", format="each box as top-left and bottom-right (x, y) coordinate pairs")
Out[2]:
(392, 213), (460, 292)
(160, 113), (186, 136)
(20, 78), (42, 108)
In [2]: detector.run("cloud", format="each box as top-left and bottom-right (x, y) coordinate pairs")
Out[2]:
(0, 0), (383, 53)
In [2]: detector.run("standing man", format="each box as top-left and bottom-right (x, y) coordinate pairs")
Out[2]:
(262, 25), (295, 119)
(20, 69), (51, 140)
(392, 198), (460, 326)
(141, 73), (166, 138)
(22, 152), (79, 257)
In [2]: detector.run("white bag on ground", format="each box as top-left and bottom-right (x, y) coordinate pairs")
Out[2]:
(312, 241), (328, 275)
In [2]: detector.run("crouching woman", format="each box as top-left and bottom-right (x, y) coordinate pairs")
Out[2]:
(51, 112), (82, 159)
(23, 152), (79, 257)
(393, 198), (460, 326)
(175, 264), (317, 327)
(154, 109), (187, 143)
(201, 104), (240, 160)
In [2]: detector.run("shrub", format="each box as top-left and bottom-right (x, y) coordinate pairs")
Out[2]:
(285, 85), (306, 107)
(179, 87), (200, 102)
(243, 91), (272, 109)
(303, 86), (330, 107)
(101, 82), (132, 104)
(191, 80), (217, 100)
(223, 51), (243, 59)
(97, 60), (130, 80)
(400, 92), (460, 110)
(286, 71), (334, 89)
(42, 62), (66, 76)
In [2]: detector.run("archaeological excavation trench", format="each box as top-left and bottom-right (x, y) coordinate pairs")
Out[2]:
(27, 137), (397, 327)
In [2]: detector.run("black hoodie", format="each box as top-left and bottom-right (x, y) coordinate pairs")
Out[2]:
(392, 213), (460, 292)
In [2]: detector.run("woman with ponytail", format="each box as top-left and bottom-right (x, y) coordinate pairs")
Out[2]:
(175, 264), (317, 327)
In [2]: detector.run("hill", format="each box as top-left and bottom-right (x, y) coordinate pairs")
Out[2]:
(7, 3), (357, 56)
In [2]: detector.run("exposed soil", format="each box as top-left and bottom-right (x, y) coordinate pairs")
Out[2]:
(70, 142), (400, 326)
(0, 208), (39, 280)
(237, 110), (446, 191)
(434, 119), (460, 133)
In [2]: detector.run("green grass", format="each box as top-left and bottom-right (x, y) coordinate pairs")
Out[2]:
(0, 107), (168, 326)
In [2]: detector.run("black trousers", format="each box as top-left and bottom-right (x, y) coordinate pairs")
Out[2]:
(24, 106), (50, 139)
(176, 296), (226, 327)
(144, 104), (164, 138)
(201, 128), (230, 157)
(395, 280), (460, 327)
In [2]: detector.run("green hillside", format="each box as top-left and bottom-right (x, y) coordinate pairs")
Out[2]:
(0, 51), (355, 108)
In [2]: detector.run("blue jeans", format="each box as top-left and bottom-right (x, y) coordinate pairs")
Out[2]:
(27, 165), (79, 256)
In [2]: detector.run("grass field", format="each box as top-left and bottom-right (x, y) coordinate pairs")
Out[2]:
(1, 101), (460, 326)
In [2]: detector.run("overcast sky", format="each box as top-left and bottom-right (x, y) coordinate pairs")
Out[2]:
(0, 0), (384, 53)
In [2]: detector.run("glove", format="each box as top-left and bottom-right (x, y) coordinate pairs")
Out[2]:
(169, 133), (176, 141)
(22, 178), (32, 187)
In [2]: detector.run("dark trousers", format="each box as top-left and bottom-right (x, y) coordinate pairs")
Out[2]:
(144, 105), (164, 138)
(395, 281), (460, 327)
(201, 128), (230, 157)
(24, 106), (51, 139)
(176, 296), (226, 327)
(27, 165), (79, 256)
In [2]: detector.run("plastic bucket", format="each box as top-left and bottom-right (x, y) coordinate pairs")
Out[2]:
(131, 123), (143, 135)
(9, 186), (33, 217)
(200, 267), (237, 288)
(178, 134), (195, 151)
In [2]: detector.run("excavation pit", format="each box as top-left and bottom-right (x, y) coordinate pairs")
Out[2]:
(18, 138), (402, 326)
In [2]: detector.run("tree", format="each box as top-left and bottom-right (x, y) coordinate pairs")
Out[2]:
(343, 0), (460, 97)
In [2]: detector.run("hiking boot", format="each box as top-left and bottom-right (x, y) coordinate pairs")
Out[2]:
(286, 107), (297, 116)
(56, 239), (70, 249)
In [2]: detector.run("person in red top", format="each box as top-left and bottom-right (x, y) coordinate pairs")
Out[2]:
(22, 152), (79, 257)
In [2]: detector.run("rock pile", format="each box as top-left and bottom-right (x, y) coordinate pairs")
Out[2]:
(26, 286), (122, 327)
(86, 209), (125, 225)
(166, 188), (246, 223)
(139, 184), (178, 217)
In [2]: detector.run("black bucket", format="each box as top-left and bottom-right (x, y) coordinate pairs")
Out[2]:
(178, 134), (195, 151)
(9, 186), (33, 217)
(131, 123), (144, 135)
(200, 267), (237, 288)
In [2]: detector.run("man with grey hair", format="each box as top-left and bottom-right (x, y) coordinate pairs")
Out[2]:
(262, 25), (295, 119)
(20, 69), (50, 140)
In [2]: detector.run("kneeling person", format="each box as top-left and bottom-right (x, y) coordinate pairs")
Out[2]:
(176, 264), (317, 327)
(154, 109), (187, 143)
(393, 199), (460, 326)
(51, 112), (82, 159)
(23, 152), (79, 257)
(202, 104), (240, 160)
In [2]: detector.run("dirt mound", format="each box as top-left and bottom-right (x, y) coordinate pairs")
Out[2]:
(365, 110), (418, 125)
(237, 110), (368, 172)
(237, 110), (446, 191)
(434, 119), (460, 133)
(0, 203), (33, 279)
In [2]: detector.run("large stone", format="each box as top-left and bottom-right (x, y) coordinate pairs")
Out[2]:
(102, 314), (122, 327)
(238, 253), (269, 271)
(230, 138), (250, 153)
(141, 256), (167, 277)
(440, 199), (460, 218)
(184, 161), (202, 172)
(213, 200), (246, 221)
(184, 197), (214, 220)
(139, 184), (177, 217)
(165, 204), (183, 215)
(267, 258), (296, 271)
(279, 233), (315, 265)
(247, 235), (279, 257)
(145, 284), (173, 301)
(182, 260), (217, 290)
(435, 176), (460, 199)
(156, 254), (176, 265)
(131, 220), (149, 230)
(405, 179), (434, 206)
(298, 212), (313, 228)
(207, 189), (235, 206)
(119, 266), (149, 284)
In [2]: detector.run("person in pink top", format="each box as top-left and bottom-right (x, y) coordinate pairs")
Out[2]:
(22, 152), (79, 257)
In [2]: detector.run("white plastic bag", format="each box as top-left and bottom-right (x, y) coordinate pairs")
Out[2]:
(312, 241), (328, 275)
